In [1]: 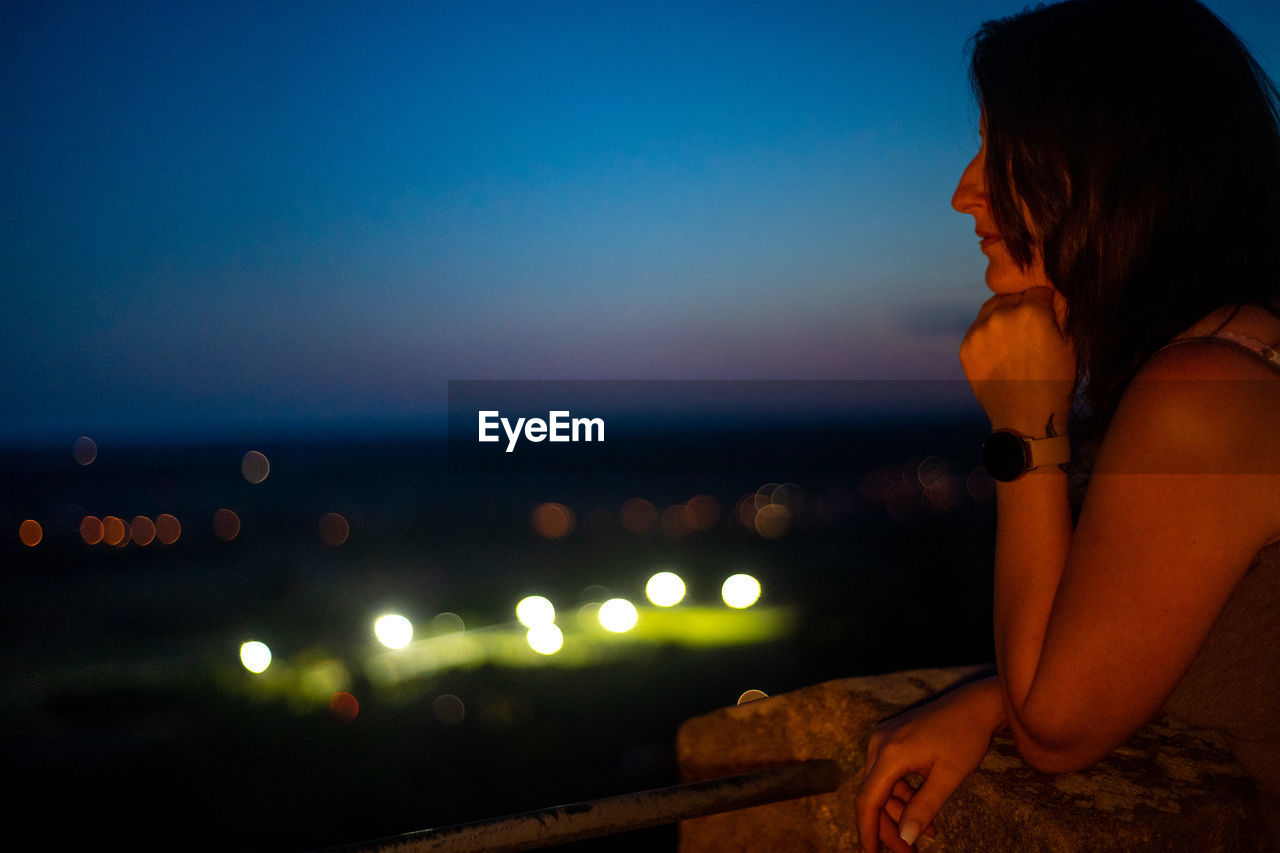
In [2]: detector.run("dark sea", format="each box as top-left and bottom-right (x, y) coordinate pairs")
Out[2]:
(0, 415), (999, 851)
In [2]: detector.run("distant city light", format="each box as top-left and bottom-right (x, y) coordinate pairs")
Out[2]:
(722, 574), (762, 609)
(80, 515), (104, 545)
(645, 571), (686, 607)
(241, 450), (270, 484)
(130, 515), (156, 546)
(155, 513), (181, 545)
(619, 498), (658, 534)
(102, 515), (127, 547)
(212, 508), (241, 541)
(329, 691), (359, 722)
(240, 640), (272, 673)
(72, 436), (98, 466)
(516, 595), (556, 628)
(374, 614), (414, 649)
(318, 512), (349, 547)
(598, 598), (639, 633)
(18, 520), (42, 547)
(526, 623), (564, 655)
(432, 693), (467, 725)
(531, 502), (575, 539)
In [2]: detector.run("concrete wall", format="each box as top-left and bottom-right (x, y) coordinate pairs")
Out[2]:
(677, 667), (1266, 852)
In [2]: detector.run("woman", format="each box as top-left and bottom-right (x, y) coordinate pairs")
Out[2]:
(855, 1), (1280, 850)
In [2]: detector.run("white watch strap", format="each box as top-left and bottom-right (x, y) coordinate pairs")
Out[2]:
(1027, 434), (1071, 470)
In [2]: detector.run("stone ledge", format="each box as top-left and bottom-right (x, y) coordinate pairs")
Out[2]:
(677, 667), (1267, 852)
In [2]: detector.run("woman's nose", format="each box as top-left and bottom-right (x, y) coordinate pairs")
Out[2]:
(951, 149), (985, 215)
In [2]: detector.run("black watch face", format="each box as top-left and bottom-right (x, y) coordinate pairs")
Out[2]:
(982, 430), (1029, 482)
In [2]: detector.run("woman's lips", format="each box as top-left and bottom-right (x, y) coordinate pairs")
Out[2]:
(977, 232), (1002, 251)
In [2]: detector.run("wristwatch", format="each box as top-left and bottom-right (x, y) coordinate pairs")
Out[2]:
(981, 429), (1071, 482)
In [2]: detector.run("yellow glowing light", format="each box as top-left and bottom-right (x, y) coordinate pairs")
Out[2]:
(241, 450), (270, 484)
(598, 598), (639, 633)
(526, 623), (564, 655)
(374, 614), (414, 649)
(722, 574), (762, 609)
(516, 595), (556, 628)
(240, 640), (272, 674)
(645, 571), (686, 607)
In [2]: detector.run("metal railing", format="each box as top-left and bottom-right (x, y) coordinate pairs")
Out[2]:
(319, 759), (844, 853)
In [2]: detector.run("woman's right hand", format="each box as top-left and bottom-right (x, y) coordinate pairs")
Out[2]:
(855, 677), (1005, 852)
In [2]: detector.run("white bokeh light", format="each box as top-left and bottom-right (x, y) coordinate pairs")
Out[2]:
(239, 640), (272, 674)
(721, 574), (762, 609)
(526, 623), (564, 655)
(598, 598), (639, 633)
(374, 613), (414, 649)
(516, 595), (556, 628)
(645, 571), (686, 607)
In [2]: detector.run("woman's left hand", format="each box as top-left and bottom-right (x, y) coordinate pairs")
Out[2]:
(855, 677), (1005, 852)
(959, 286), (1076, 433)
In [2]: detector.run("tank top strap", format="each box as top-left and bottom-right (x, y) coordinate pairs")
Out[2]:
(1156, 330), (1280, 373)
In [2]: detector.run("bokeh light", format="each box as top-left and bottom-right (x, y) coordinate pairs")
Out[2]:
(329, 691), (359, 722)
(241, 450), (270, 484)
(531, 502), (574, 539)
(619, 498), (658, 534)
(130, 515), (156, 546)
(102, 515), (127, 547)
(753, 504), (791, 539)
(645, 571), (686, 607)
(72, 435), (98, 466)
(526, 623), (564, 655)
(18, 520), (42, 547)
(432, 694), (467, 725)
(155, 513), (181, 545)
(684, 494), (721, 530)
(374, 614), (414, 649)
(239, 640), (272, 674)
(212, 508), (240, 541)
(80, 515), (104, 545)
(318, 512), (349, 547)
(516, 595), (556, 628)
(431, 612), (466, 635)
(598, 598), (639, 633)
(722, 574), (762, 609)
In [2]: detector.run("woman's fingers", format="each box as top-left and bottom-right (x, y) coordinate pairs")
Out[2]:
(878, 810), (915, 853)
(894, 761), (969, 847)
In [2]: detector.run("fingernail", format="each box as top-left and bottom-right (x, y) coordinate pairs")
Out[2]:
(899, 819), (922, 846)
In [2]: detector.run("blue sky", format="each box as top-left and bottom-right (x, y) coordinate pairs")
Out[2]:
(4, 0), (1279, 443)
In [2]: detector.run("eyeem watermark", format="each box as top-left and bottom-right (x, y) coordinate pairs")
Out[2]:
(478, 410), (605, 452)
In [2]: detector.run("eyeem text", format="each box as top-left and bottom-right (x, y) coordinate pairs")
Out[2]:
(478, 410), (605, 453)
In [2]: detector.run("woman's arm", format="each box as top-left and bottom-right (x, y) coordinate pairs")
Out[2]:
(966, 292), (1280, 770)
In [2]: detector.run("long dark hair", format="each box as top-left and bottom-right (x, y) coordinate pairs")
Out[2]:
(969, 0), (1280, 430)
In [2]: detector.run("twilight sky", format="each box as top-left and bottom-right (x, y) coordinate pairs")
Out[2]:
(4, 0), (1279, 443)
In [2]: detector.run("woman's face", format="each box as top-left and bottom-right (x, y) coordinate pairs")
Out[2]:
(951, 131), (1053, 294)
